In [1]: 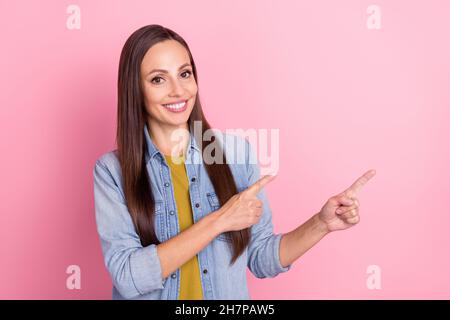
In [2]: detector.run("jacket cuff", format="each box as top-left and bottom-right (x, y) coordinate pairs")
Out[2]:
(272, 233), (292, 274)
(129, 244), (166, 295)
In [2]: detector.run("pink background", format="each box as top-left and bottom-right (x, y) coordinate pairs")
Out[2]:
(1, 0), (449, 299)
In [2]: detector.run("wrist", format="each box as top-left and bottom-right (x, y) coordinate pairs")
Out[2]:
(204, 209), (225, 237)
(314, 212), (331, 236)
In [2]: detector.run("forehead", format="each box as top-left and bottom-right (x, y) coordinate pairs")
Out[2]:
(141, 40), (190, 70)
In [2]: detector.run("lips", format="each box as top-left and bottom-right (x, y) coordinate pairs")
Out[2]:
(162, 99), (188, 112)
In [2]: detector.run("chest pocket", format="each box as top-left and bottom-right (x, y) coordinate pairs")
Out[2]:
(153, 200), (167, 242)
(206, 192), (232, 243)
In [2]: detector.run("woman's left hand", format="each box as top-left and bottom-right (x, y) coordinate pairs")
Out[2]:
(318, 170), (376, 232)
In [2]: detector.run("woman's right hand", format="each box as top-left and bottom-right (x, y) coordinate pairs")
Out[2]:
(213, 175), (276, 233)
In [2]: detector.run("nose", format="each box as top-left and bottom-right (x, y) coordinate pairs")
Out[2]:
(169, 78), (184, 97)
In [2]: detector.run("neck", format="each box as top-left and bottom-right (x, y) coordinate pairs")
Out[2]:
(147, 119), (190, 158)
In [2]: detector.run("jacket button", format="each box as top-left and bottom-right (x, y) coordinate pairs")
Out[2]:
(170, 210), (175, 215)
(191, 177), (196, 182)
(195, 203), (200, 208)
(164, 182), (170, 187)
(171, 273), (176, 279)
(203, 269), (208, 274)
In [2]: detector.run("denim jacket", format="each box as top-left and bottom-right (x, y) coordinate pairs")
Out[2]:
(93, 124), (291, 300)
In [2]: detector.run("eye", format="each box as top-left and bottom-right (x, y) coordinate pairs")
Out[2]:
(181, 70), (192, 78)
(150, 70), (192, 85)
(151, 76), (164, 85)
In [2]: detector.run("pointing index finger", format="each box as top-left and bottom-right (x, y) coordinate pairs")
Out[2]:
(244, 175), (276, 198)
(345, 169), (376, 197)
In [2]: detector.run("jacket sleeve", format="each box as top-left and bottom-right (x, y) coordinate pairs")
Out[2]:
(93, 159), (166, 299)
(244, 138), (292, 278)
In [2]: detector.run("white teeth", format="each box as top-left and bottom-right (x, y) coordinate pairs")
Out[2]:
(163, 101), (186, 109)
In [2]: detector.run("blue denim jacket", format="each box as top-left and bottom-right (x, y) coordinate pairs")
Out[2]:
(93, 124), (291, 300)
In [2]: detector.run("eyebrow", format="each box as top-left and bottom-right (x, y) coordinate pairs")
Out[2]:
(147, 63), (192, 76)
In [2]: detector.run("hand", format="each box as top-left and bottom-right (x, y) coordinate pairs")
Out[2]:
(317, 169), (376, 232)
(214, 175), (276, 233)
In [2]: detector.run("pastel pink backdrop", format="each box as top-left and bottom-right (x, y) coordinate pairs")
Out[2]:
(1, 0), (449, 299)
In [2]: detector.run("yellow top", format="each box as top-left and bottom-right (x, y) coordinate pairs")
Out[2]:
(164, 153), (204, 300)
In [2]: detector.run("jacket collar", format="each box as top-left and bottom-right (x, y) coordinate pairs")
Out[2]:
(144, 123), (201, 163)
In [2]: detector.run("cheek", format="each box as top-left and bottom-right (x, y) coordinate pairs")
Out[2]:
(142, 87), (166, 113)
(186, 80), (198, 97)
(145, 86), (166, 103)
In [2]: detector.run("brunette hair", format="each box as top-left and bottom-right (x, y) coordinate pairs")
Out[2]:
(116, 24), (250, 265)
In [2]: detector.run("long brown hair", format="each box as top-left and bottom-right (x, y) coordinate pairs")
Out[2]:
(116, 24), (250, 265)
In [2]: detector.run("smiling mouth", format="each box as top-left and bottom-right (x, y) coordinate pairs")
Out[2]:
(162, 99), (188, 112)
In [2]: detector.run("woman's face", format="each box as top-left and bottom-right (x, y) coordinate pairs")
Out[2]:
(140, 40), (198, 129)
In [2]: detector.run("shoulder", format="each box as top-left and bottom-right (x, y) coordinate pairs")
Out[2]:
(213, 131), (252, 153)
(93, 150), (123, 186)
(95, 149), (120, 170)
(211, 131), (257, 186)
(211, 131), (253, 164)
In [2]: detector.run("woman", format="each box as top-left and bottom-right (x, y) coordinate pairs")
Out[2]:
(93, 24), (376, 300)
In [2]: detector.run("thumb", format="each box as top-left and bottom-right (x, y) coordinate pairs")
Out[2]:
(332, 194), (354, 207)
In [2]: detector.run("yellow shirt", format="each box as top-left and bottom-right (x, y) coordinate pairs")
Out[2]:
(164, 153), (204, 300)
